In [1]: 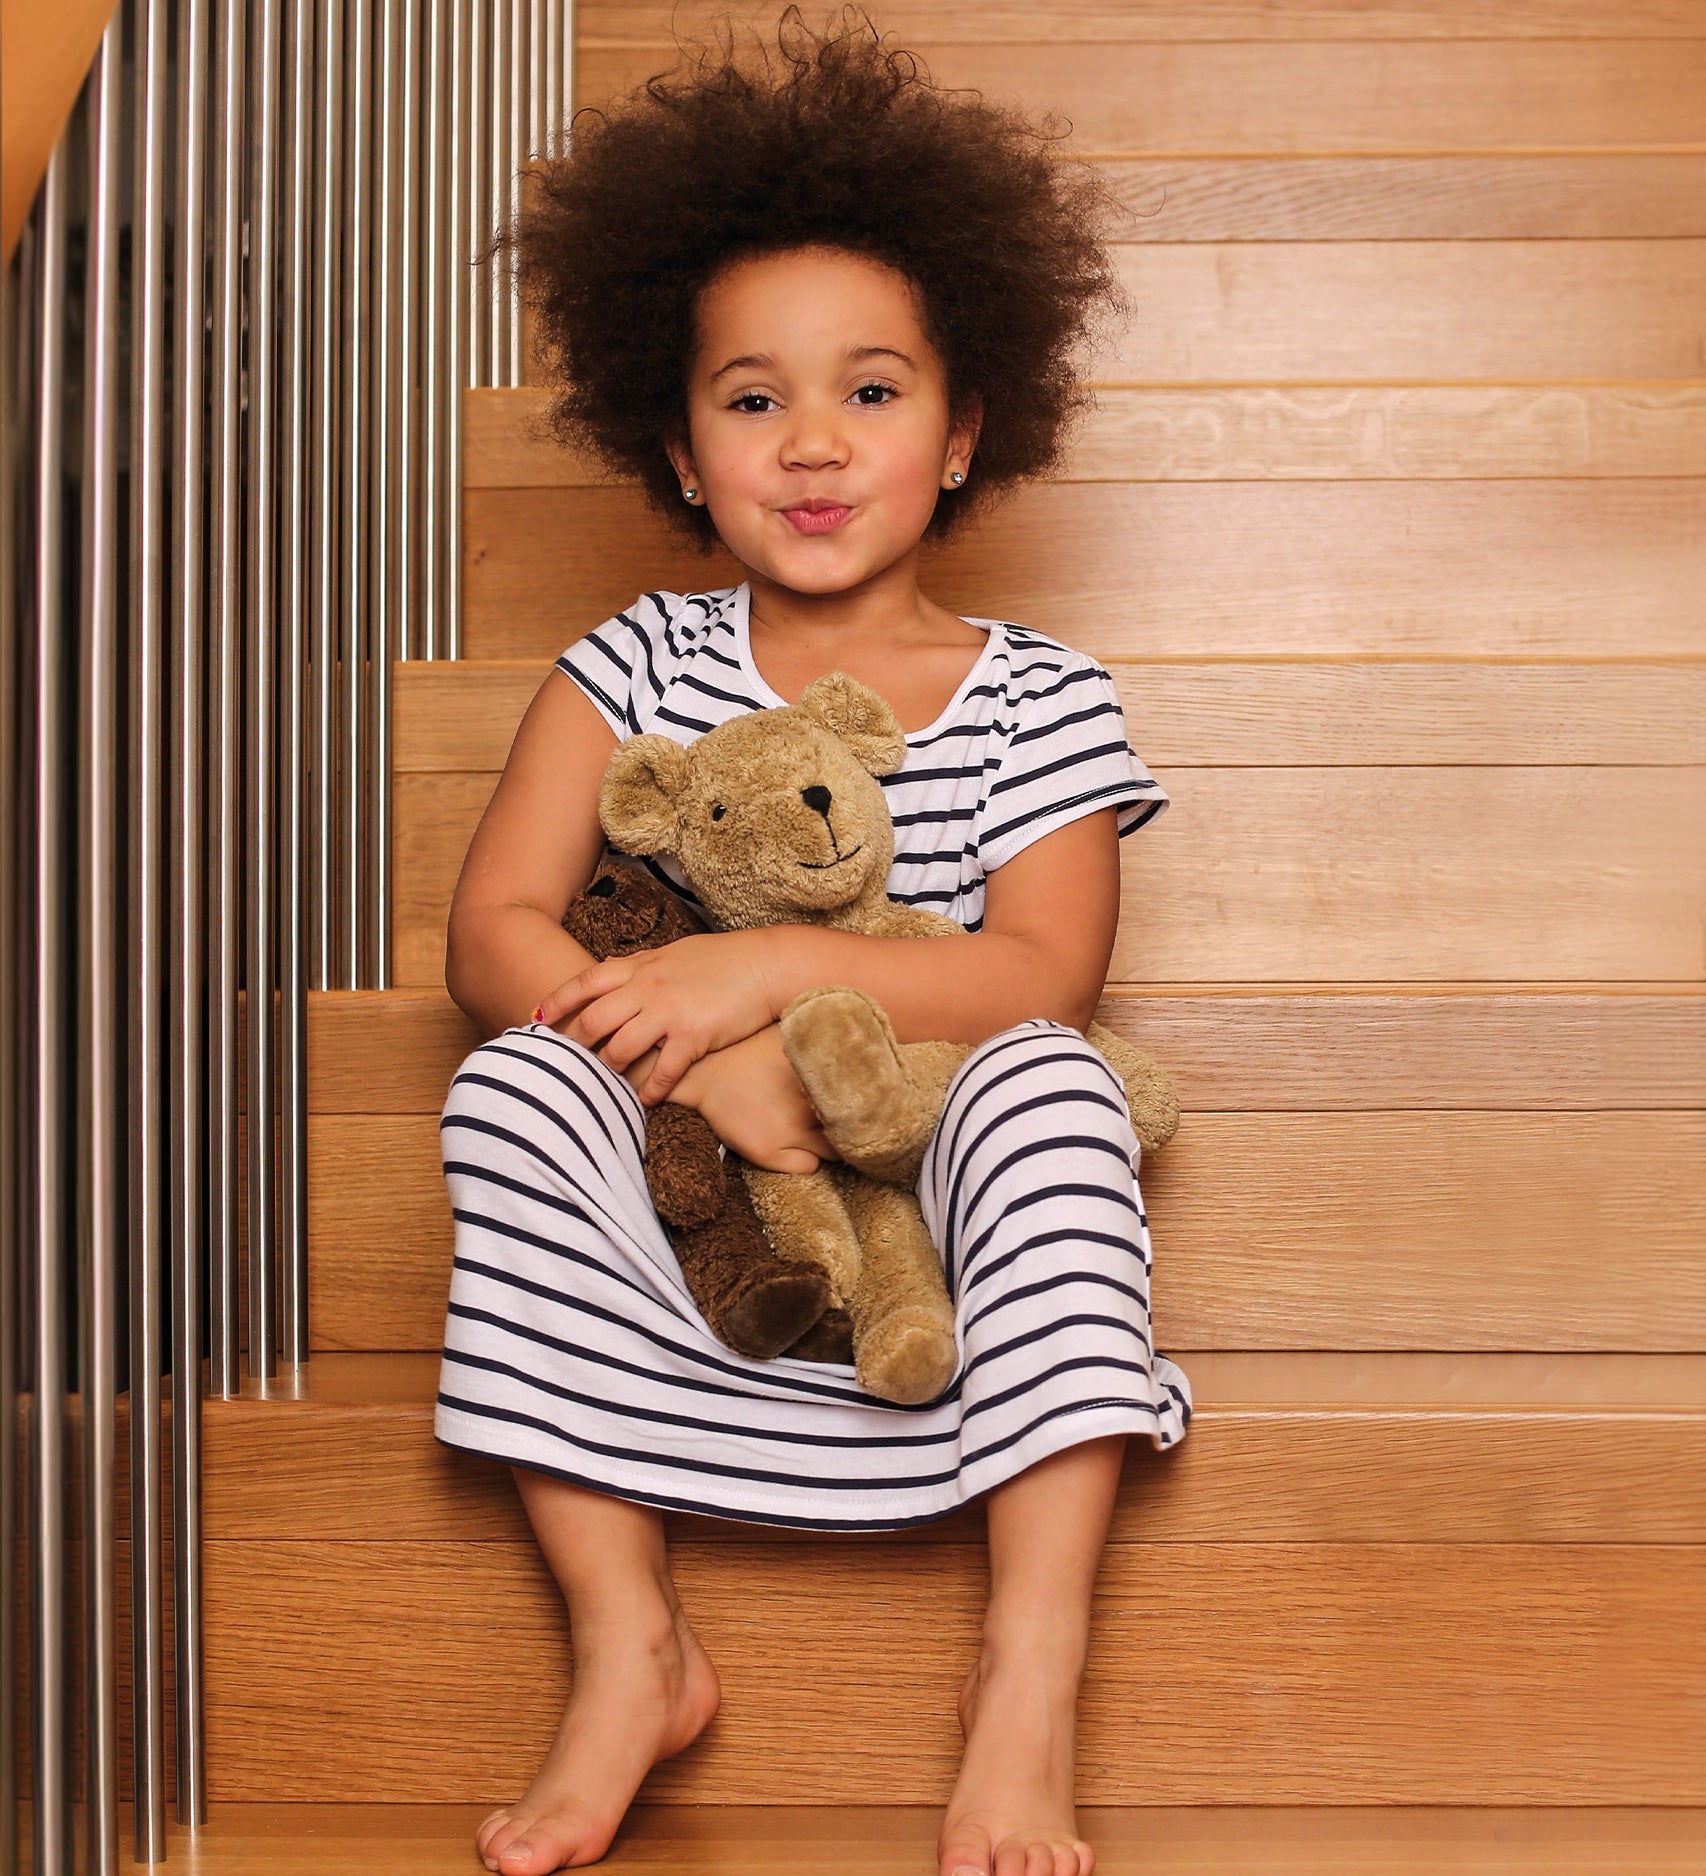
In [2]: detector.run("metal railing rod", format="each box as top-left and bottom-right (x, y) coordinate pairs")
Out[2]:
(488, 0), (508, 384)
(248, 0), (283, 1381)
(170, 0), (212, 1818)
(0, 208), (21, 1876)
(506, 0), (524, 379)
(341, 0), (372, 988)
(30, 141), (71, 1876)
(448, 0), (472, 655)
(81, 25), (125, 1870)
(369, 0), (397, 988)
(207, 0), (247, 1400)
(128, 0), (172, 1845)
(309, 0), (344, 987)
(281, 0), (315, 1363)
(398, 0), (420, 665)
(421, 0), (448, 659)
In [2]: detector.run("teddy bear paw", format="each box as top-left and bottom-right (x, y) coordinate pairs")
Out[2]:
(780, 986), (935, 1180)
(855, 1303), (959, 1406)
(718, 1262), (836, 1362)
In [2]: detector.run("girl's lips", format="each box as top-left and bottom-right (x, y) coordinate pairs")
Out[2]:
(781, 504), (852, 534)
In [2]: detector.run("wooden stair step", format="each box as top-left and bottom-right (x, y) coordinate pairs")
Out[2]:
(202, 1350), (1706, 1547)
(73, 1800), (1706, 1874)
(183, 1352), (1706, 1804)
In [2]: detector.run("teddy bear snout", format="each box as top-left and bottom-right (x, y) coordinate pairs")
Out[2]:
(801, 784), (833, 818)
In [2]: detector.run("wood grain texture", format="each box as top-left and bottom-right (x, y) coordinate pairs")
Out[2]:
(305, 1110), (1706, 1353)
(517, 241), (1706, 390)
(308, 986), (1706, 1116)
(582, 2), (1706, 44)
(466, 383), (1706, 487)
(201, 1350), (1706, 1546)
(394, 655), (1706, 773)
(201, 1539), (1706, 1802)
(461, 480), (1706, 660)
(391, 766), (1706, 988)
(67, 1801), (1706, 1876)
(576, 42), (1706, 151)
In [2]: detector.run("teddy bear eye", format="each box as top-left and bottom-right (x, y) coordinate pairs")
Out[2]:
(710, 803), (725, 821)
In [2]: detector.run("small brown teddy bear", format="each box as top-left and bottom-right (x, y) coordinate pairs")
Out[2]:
(560, 861), (854, 1366)
(598, 672), (1181, 1406)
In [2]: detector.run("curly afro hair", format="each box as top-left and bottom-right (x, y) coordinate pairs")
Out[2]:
(510, 5), (1133, 553)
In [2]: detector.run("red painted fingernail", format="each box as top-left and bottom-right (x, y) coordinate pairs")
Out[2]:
(532, 1006), (544, 1022)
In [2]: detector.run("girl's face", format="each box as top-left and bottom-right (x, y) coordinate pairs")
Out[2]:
(665, 244), (980, 595)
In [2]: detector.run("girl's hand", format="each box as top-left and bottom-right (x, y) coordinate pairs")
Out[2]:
(668, 1026), (838, 1176)
(534, 930), (781, 1105)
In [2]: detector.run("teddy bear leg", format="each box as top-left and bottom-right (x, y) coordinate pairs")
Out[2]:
(741, 1163), (864, 1305)
(838, 1177), (959, 1407)
(1084, 1019), (1182, 1156)
(666, 1155), (835, 1362)
(779, 985), (968, 1186)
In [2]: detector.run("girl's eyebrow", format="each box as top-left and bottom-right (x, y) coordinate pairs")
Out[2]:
(708, 343), (919, 384)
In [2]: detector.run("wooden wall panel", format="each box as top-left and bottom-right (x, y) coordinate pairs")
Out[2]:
(575, 41), (1706, 151)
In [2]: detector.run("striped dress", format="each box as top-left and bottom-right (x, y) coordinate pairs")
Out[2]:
(433, 581), (1193, 1530)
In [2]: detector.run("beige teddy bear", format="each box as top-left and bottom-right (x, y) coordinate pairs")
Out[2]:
(599, 672), (1179, 1406)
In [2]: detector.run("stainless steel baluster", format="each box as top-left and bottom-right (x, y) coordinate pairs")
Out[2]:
(449, 0), (472, 656)
(342, 0), (372, 987)
(81, 24), (125, 1870)
(30, 142), (72, 1876)
(489, 0), (510, 384)
(506, 0), (524, 379)
(370, 0), (397, 987)
(422, 0), (449, 659)
(0, 201), (22, 1876)
(248, 0), (282, 1376)
(310, 0), (345, 988)
(281, 0), (316, 1357)
(208, 0), (248, 1401)
(170, 0), (212, 1820)
(129, 0), (171, 1844)
(398, 0), (420, 665)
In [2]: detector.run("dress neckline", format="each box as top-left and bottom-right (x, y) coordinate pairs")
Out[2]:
(725, 579), (1004, 746)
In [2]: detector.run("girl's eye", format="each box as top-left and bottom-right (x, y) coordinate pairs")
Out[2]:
(727, 382), (898, 414)
(710, 803), (725, 821)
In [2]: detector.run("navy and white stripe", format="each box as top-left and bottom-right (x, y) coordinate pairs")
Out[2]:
(555, 582), (1170, 931)
(434, 1021), (1193, 1531)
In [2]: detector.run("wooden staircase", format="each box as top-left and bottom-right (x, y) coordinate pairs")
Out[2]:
(110, 3), (1706, 1867)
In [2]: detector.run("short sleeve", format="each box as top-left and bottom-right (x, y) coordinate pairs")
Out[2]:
(977, 659), (1170, 873)
(553, 596), (657, 739)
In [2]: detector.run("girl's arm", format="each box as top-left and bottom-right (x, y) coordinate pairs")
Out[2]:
(551, 806), (1125, 1104)
(443, 669), (617, 1039)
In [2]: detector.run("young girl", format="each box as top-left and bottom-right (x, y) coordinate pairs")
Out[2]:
(435, 12), (1193, 1874)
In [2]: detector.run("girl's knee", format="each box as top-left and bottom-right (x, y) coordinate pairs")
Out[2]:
(442, 1023), (632, 1126)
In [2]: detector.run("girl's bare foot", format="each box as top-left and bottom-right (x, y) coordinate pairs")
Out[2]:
(475, 1595), (721, 1873)
(937, 1644), (1095, 1876)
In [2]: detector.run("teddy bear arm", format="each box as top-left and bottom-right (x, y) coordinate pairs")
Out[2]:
(1084, 1020), (1182, 1154)
(642, 1101), (730, 1228)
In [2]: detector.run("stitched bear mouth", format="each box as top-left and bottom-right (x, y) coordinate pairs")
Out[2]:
(799, 843), (864, 870)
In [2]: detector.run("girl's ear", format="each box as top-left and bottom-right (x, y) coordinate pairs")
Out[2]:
(599, 735), (691, 855)
(662, 428), (699, 500)
(948, 391), (983, 479)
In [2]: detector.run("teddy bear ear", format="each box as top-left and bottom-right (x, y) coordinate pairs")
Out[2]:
(599, 734), (691, 855)
(796, 672), (906, 775)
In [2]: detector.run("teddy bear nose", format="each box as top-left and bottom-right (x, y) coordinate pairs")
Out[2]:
(800, 784), (833, 818)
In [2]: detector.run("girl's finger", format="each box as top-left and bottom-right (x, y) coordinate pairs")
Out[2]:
(595, 1010), (667, 1076)
(635, 1035), (699, 1108)
(564, 987), (642, 1048)
(538, 957), (633, 1025)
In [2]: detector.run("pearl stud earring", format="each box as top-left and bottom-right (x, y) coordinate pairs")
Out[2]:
(950, 471), (964, 484)
(683, 487), (697, 500)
